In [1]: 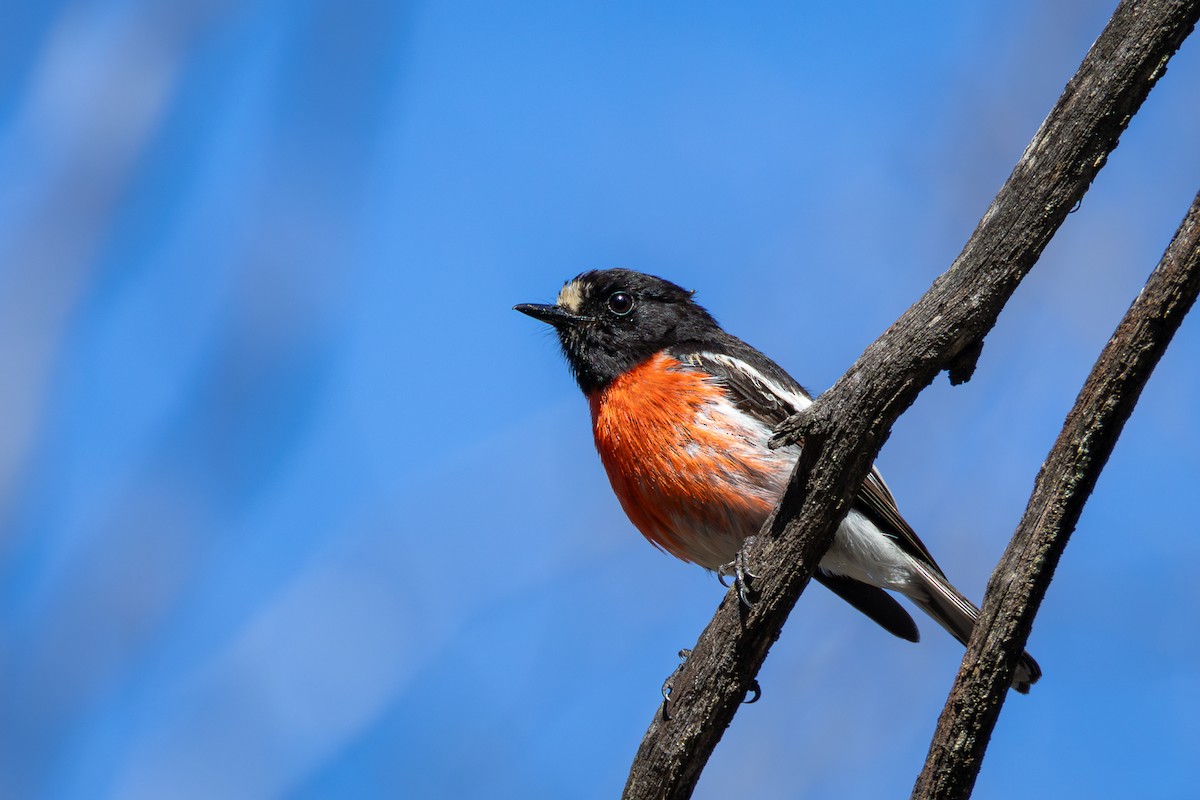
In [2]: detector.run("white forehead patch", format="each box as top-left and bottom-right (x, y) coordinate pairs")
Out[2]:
(556, 279), (585, 313)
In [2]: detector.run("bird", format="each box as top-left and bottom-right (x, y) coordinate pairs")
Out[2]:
(515, 268), (1041, 692)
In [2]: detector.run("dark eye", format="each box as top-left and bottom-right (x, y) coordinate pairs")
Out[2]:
(607, 291), (634, 316)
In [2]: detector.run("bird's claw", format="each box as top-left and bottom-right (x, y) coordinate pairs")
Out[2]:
(660, 648), (692, 702)
(717, 536), (760, 606)
(660, 649), (761, 718)
(660, 649), (692, 719)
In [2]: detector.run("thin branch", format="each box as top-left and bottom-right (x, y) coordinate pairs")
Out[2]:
(912, 192), (1200, 799)
(623, 2), (1200, 798)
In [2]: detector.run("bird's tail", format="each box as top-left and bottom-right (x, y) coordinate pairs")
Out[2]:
(907, 561), (1042, 693)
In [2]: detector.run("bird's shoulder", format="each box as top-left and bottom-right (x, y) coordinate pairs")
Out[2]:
(668, 334), (812, 429)
(668, 334), (946, 573)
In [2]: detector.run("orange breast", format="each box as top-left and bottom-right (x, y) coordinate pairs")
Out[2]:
(587, 352), (791, 569)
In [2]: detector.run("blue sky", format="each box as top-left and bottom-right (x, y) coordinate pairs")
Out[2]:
(1, 1), (1198, 798)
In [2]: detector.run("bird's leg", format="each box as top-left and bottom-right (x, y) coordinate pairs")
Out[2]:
(717, 535), (760, 606)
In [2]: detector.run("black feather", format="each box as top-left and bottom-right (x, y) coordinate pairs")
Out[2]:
(815, 571), (921, 642)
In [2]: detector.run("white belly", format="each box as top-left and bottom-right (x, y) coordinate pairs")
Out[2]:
(823, 509), (919, 592)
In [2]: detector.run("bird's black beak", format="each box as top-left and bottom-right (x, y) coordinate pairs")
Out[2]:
(513, 303), (590, 326)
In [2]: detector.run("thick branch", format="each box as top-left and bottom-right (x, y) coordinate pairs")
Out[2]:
(623, 2), (1199, 798)
(911, 192), (1200, 799)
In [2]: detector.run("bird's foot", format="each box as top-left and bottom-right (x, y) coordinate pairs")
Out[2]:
(660, 649), (692, 720)
(717, 536), (760, 606)
(660, 648), (761, 719)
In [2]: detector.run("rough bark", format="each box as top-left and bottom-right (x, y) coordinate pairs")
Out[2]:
(911, 193), (1200, 799)
(623, 2), (1199, 798)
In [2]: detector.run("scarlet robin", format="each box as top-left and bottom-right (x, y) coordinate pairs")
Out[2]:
(516, 268), (1040, 692)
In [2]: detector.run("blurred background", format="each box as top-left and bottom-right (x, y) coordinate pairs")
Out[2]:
(1, 1), (1198, 798)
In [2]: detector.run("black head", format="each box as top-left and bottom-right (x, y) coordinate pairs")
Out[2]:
(514, 269), (721, 393)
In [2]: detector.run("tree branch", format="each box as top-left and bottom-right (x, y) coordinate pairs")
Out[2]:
(911, 192), (1200, 799)
(623, 2), (1200, 798)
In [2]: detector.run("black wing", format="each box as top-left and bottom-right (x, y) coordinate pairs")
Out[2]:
(674, 335), (947, 576)
(855, 466), (945, 574)
(672, 334), (811, 428)
(671, 335), (945, 639)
